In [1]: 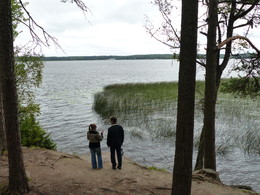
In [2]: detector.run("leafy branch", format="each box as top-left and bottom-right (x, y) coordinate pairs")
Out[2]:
(16, 0), (89, 51)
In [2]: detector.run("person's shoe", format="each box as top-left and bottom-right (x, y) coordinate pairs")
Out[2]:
(117, 167), (121, 170)
(112, 167), (116, 170)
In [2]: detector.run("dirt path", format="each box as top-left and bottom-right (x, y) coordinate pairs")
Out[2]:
(0, 147), (258, 195)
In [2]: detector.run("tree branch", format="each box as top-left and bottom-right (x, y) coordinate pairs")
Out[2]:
(234, 0), (259, 20)
(157, 0), (180, 42)
(200, 31), (208, 37)
(145, 26), (179, 49)
(61, 0), (90, 15)
(218, 0), (260, 5)
(196, 59), (206, 67)
(234, 19), (253, 29)
(217, 35), (260, 55)
(18, 0), (63, 51)
(18, 0), (89, 51)
(73, 0), (89, 12)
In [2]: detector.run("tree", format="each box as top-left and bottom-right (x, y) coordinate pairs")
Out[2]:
(203, 0), (218, 170)
(0, 0), (30, 193)
(195, 0), (260, 170)
(147, 0), (260, 171)
(172, 0), (198, 194)
(0, 0), (88, 193)
(0, 0), (27, 156)
(0, 0), (56, 155)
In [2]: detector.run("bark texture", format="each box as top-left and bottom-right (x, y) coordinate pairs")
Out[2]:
(0, 0), (29, 193)
(203, 0), (218, 170)
(172, 0), (198, 193)
(0, 93), (6, 155)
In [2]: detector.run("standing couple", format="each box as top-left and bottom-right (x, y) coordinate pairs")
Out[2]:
(87, 116), (124, 170)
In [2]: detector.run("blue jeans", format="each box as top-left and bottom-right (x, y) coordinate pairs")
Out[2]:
(90, 147), (103, 169)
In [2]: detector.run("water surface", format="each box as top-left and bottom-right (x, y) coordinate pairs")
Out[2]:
(36, 60), (259, 192)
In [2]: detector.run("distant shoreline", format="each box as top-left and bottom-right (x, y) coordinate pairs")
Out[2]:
(41, 54), (176, 61)
(38, 53), (255, 61)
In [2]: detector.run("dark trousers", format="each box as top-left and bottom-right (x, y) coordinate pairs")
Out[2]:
(110, 145), (122, 168)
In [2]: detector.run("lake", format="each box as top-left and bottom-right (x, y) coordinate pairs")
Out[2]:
(35, 60), (259, 192)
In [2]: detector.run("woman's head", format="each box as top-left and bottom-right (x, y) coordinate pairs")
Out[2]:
(89, 123), (97, 131)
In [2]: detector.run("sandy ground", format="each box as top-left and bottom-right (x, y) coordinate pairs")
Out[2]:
(0, 147), (258, 195)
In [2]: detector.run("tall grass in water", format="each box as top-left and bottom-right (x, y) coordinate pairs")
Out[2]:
(93, 82), (181, 138)
(216, 93), (259, 154)
(93, 81), (259, 154)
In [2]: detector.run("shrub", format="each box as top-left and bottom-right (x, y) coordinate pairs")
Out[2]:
(20, 115), (56, 150)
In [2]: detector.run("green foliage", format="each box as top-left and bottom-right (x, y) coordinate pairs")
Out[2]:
(94, 81), (205, 120)
(16, 60), (56, 150)
(14, 52), (55, 150)
(12, 0), (28, 39)
(20, 112), (56, 150)
(94, 81), (259, 154)
(43, 54), (176, 61)
(221, 77), (260, 98)
(13, 30), (54, 150)
(15, 50), (44, 104)
(221, 55), (260, 98)
(94, 82), (179, 121)
(6, 0), (56, 151)
(93, 81), (205, 138)
(146, 166), (167, 172)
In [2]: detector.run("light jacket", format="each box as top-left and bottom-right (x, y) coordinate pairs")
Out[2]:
(87, 130), (103, 148)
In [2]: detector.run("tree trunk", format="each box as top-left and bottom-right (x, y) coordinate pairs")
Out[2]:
(172, 0), (198, 194)
(203, 0), (218, 171)
(0, 0), (29, 193)
(194, 126), (204, 170)
(195, 0), (244, 171)
(0, 93), (6, 155)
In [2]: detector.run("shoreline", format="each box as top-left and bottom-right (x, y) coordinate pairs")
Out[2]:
(0, 147), (258, 195)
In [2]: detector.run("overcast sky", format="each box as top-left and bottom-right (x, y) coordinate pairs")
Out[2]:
(15, 0), (259, 57)
(15, 0), (175, 56)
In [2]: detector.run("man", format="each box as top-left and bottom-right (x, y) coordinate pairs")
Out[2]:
(107, 116), (124, 170)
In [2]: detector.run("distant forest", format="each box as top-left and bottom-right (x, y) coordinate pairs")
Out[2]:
(32, 53), (255, 61)
(42, 54), (176, 61)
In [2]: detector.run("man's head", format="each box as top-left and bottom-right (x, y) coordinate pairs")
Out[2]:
(110, 116), (117, 124)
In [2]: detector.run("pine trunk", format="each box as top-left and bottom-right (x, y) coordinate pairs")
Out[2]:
(0, 0), (29, 193)
(172, 0), (198, 193)
(0, 93), (6, 155)
(203, 0), (218, 171)
(194, 126), (204, 170)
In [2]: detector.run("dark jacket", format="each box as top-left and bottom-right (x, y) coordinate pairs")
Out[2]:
(87, 130), (103, 148)
(107, 124), (124, 147)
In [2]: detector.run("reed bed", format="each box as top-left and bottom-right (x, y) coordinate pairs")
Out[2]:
(93, 81), (259, 155)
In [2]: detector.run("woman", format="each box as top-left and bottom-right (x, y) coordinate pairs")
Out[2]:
(87, 124), (103, 169)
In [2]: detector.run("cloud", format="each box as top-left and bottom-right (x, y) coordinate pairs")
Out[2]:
(15, 0), (171, 56)
(41, 22), (170, 56)
(15, 0), (259, 56)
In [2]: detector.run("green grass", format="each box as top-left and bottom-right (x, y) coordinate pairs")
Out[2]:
(146, 166), (168, 172)
(94, 81), (186, 138)
(215, 93), (260, 154)
(93, 81), (259, 154)
(94, 82), (179, 119)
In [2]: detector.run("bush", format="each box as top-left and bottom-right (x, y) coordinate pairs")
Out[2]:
(20, 115), (56, 150)
(221, 77), (260, 98)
